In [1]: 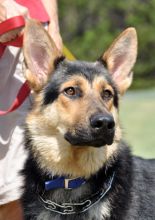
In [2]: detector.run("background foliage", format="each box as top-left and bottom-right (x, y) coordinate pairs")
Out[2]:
(59, 0), (155, 89)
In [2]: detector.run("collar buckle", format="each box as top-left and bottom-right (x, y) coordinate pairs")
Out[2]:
(64, 178), (72, 189)
(45, 176), (86, 191)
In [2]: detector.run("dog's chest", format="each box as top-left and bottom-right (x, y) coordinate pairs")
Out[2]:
(34, 174), (113, 220)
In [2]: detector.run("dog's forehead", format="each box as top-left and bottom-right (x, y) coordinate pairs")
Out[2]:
(43, 60), (118, 106)
(52, 60), (112, 85)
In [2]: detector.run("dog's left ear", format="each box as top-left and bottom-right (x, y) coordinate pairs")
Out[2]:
(23, 19), (62, 92)
(102, 28), (137, 95)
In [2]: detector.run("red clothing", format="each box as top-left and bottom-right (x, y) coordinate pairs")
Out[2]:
(15, 0), (50, 22)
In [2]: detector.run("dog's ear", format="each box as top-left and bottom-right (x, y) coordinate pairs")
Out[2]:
(23, 19), (62, 92)
(102, 28), (137, 95)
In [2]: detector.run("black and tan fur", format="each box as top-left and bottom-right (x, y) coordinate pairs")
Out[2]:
(22, 20), (155, 220)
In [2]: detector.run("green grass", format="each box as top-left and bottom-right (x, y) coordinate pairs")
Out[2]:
(120, 89), (155, 158)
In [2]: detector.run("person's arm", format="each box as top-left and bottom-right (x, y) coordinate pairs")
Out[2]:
(0, 3), (6, 22)
(42, 0), (63, 52)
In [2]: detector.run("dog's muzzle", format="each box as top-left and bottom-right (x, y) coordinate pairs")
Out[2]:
(65, 114), (115, 147)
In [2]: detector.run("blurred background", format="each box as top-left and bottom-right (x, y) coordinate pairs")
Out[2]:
(59, 0), (155, 158)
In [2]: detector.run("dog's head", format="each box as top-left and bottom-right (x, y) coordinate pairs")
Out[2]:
(24, 20), (137, 177)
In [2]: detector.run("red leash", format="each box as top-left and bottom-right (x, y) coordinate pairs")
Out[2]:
(0, 16), (31, 116)
(0, 82), (30, 115)
(0, 16), (25, 56)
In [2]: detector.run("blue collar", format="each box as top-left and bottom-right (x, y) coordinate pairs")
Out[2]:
(45, 176), (86, 190)
(40, 172), (115, 215)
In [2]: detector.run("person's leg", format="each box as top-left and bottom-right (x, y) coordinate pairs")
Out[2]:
(0, 200), (23, 220)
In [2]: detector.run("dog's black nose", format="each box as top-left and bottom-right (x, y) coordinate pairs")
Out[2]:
(90, 114), (115, 131)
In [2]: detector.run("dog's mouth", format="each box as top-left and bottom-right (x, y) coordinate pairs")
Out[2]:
(64, 130), (115, 148)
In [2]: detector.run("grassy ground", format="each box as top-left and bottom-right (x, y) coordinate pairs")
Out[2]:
(120, 89), (155, 158)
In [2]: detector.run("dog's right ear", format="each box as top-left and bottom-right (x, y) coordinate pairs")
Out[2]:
(23, 19), (62, 92)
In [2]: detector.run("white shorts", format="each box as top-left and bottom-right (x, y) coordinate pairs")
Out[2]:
(0, 46), (32, 205)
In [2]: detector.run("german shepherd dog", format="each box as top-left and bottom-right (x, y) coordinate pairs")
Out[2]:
(22, 20), (155, 220)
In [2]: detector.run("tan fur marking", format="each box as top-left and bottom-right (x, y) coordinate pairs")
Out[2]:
(57, 76), (91, 127)
(92, 75), (115, 111)
(59, 76), (89, 92)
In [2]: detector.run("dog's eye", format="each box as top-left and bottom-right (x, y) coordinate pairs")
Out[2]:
(102, 89), (113, 101)
(63, 86), (82, 99)
(64, 87), (76, 96)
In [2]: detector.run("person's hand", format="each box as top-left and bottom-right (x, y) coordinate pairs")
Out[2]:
(0, 0), (29, 43)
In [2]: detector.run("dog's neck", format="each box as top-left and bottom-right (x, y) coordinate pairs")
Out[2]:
(39, 172), (115, 215)
(23, 142), (133, 218)
(26, 153), (115, 200)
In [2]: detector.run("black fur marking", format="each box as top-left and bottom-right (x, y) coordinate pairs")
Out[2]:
(54, 56), (65, 69)
(43, 82), (59, 105)
(113, 87), (119, 108)
(64, 124), (115, 147)
(97, 56), (107, 68)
